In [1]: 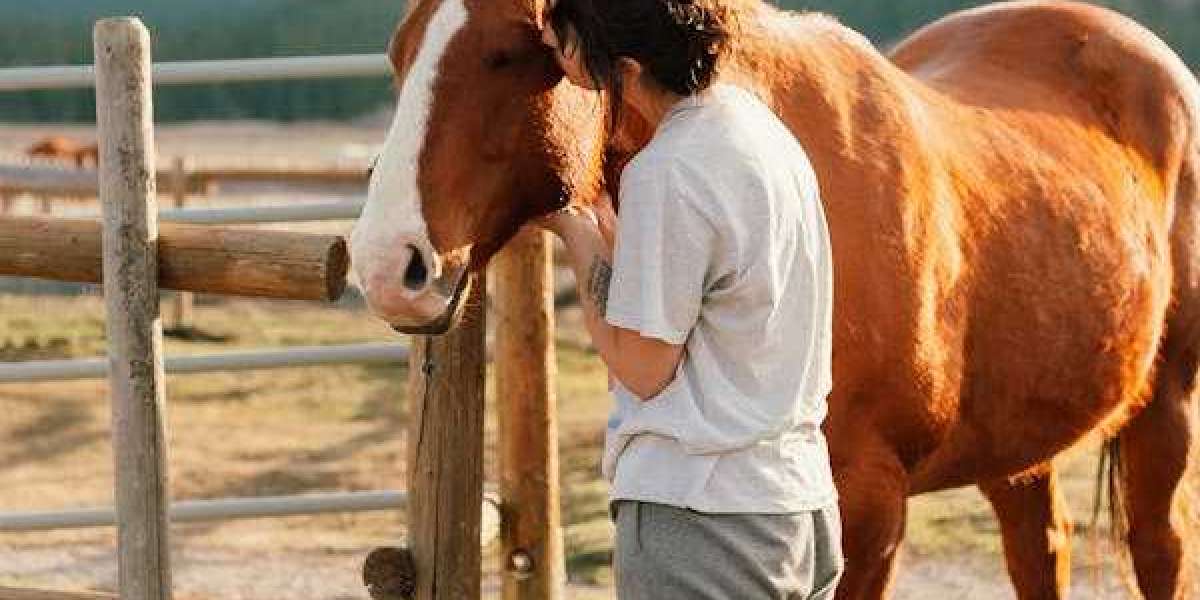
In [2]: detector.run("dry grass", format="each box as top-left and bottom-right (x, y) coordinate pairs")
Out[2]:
(0, 291), (1147, 599)
(0, 292), (617, 598)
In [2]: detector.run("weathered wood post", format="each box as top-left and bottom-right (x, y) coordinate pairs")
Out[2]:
(166, 157), (194, 331)
(405, 279), (487, 599)
(94, 17), (172, 600)
(494, 228), (564, 600)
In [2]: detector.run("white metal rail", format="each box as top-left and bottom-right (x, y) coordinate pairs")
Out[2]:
(0, 491), (405, 531)
(0, 343), (407, 383)
(0, 492), (503, 547)
(0, 54), (390, 92)
(160, 200), (364, 224)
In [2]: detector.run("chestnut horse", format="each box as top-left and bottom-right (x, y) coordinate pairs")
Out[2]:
(25, 136), (98, 169)
(350, 1), (1200, 597)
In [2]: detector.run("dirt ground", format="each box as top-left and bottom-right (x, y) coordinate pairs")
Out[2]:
(0, 122), (1181, 598)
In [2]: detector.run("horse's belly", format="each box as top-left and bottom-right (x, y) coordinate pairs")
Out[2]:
(901, 173), (1174, 490)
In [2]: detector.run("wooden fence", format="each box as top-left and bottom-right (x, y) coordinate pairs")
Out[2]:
(0, 17), (562, 600)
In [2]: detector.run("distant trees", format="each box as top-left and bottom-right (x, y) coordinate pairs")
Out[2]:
(0, 0), (1196, 123)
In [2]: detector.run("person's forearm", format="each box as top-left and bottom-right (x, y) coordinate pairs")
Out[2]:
(558, 222), (619, 358)
(554, 220), (683, 400)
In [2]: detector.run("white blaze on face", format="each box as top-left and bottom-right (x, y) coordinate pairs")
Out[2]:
(350, 0), (468, 322)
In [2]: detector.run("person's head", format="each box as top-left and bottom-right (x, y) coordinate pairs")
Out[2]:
(542, 0), (733, 120)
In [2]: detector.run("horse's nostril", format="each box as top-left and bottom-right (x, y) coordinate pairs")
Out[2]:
(403, 244), (429, 291)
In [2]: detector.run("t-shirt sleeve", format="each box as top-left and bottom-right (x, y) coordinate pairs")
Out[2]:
(604, 166), (717, 345)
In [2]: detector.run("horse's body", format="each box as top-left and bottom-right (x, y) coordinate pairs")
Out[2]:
(25, 136), (98, 168)
(352, 1), (1200, 597)
(726, 3), (1199, 597)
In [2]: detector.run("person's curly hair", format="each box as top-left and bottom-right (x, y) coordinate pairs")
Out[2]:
(549, 0), (734, 125)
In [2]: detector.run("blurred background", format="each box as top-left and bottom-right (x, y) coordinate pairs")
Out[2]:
(0, 1), (1195, 599)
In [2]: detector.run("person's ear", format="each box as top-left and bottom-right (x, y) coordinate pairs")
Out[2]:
(615, 57), (643, 83)
(541, 21), (559, 49)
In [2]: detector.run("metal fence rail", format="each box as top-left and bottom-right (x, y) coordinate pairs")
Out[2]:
(0, 491), (503, 547)
(0, 54), (390, 92)
(0, 491), (406, 531)
(160, 200), (364, 224)
(0, 163), (366, 198)
(0, 343), (407, 383)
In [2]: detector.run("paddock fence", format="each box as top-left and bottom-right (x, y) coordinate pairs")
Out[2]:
(0, 17), (562, 600)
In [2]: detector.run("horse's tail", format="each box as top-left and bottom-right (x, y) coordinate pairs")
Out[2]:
(1092, 436), (1142, 594)
(1093, 437), (1125, 544)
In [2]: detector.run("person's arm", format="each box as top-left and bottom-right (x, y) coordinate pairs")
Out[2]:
(539, 204), (685, 400)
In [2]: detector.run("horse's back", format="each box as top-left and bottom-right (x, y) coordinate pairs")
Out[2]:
(874, 1), (1200, 489)
(892, 0), (1195, 177)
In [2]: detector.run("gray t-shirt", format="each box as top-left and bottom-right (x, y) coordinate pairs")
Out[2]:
(603, 84), (836, 513)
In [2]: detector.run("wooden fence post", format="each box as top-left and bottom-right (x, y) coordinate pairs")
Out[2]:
(166, 157), (194, 331)
(494, 228), (563, 600)
(94, 17), (172, 600)
(406, 278), (487, 599)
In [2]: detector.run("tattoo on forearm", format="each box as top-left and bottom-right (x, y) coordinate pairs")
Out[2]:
(586, 257), (613, 315)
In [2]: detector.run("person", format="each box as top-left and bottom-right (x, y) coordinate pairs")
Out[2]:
(536, 0), (844, 597)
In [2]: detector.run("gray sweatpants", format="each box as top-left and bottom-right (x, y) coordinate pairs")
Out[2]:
(613, 501), (843, 600)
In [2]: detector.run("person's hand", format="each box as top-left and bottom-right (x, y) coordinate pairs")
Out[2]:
(591, 193), (617, 247)
(533, 203), (600, 239)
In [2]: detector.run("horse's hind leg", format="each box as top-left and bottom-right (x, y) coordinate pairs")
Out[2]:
(1115, 141), (1200, 599)
(1116, 329), (1197, 600)
(833, 445), (907, 600)
(979, 466), (1072, 599)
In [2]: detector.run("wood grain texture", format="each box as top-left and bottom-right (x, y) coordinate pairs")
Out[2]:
(406, 277), (486, 600)
(0, 217), (348, 301)
(493, 229), (564, 600)
(95, 16), (172, 600)
(166, 157), (193, 329)
(0, 586), (117, 600)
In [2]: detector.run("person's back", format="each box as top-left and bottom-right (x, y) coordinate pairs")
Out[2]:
(538, 0), (843, 597)
(605, 83), (836, 513)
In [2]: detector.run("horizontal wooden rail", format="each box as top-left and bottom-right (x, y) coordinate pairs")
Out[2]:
(0, 164), (210, 198)
(0, 343), (408, 383)
(195, 167), (367, 185)
(0, 586), (116, 600)
(0, 164), (367, 199)
(0, 217), (348, 301)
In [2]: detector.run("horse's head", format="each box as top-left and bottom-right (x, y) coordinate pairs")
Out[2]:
(351, 0), (609, 333)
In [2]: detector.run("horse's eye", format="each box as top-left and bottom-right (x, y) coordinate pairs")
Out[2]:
(485, 50), (513, 70)
(367, 155), (379, 179)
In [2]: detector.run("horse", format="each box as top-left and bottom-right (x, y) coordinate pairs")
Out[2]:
(349, 1), (1200, 597)
(25, 136), (99, 169)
